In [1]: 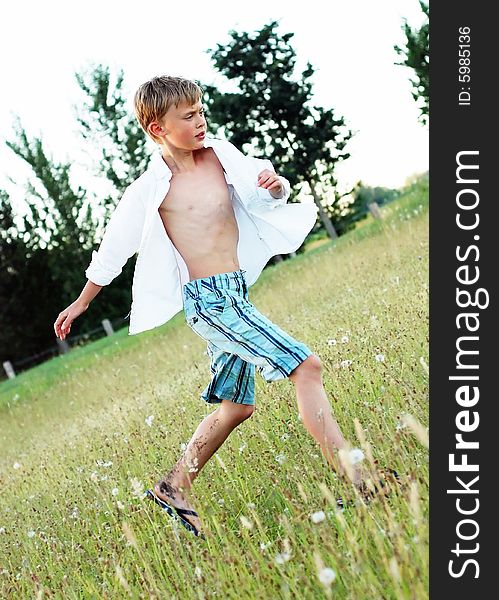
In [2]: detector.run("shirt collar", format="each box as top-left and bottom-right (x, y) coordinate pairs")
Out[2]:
(149, 135), (217, 181)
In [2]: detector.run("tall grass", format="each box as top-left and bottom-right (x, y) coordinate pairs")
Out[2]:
(0, 184), (428, 599)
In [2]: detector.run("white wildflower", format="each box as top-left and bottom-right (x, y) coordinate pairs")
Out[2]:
(0, 527), (5, 534)
(274, 552), (292, 565)
(275, 453), (286, 465)
(111, 488), (119, 497)
(13, 462), (21, 470)
(239, 444), (247, 454)
(90, 471), (99, 483)
(340, 359), (352, 368)
(70, 507), (79, 520)
(318, 567), (336, 586)
(194, 566), (202, 580)
(327, 339), (337, 346)
(96, 460), (113, 468)
(180, 442), (187, 451)
(27, 530), (36, 539)
(247, 502), (256, 510)
(349, 448), (365, 465)
(280, 433), (290, 441)
(130, 478), (145, 498)
(218, 498), (225, 506)
(341, 335), (349, 344)
(145, 415), (154, 427)
(375, 353), (385, 362)
(311, 510), (326, 524)
(240, 515), (253, 529)
(116, 501), (125, 510)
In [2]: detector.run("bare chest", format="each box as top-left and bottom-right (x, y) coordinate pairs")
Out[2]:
(158, 153), (232, 218)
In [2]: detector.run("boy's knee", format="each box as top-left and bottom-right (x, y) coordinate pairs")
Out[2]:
(219, 400), (255, 424)
(237, 404), (256, 421)
(289, 354), (322, 382)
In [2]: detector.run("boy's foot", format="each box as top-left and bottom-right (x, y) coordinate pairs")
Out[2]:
(153, 482), (204, 535)
(336, 468), (401, 509)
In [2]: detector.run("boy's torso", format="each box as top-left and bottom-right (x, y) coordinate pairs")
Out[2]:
(158, 147), (240, 281)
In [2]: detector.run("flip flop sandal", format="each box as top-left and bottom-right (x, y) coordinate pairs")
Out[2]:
(145, 489), (206, 540)
(336, 469), (402, 509)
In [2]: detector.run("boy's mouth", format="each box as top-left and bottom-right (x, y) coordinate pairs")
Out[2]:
(195, 132), (206, 139)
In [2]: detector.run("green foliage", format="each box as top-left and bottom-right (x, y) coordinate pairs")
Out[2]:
(0, 237), (56, 362)
(1, 65), (152, 366)
(394, 1), (429, 125)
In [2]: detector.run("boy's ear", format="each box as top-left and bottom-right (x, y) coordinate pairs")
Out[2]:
(148, 121), (165, 139)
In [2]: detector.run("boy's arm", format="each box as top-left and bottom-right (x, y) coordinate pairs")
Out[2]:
(85, 184), (146, 286)
(252, 156), (291, 209)
(225, 140), (291, 209)
(54, 281), (102, 340)
(54, 185), (145, 341)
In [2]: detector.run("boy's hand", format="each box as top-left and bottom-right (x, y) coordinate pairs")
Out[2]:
(257, 169), (284, 199)
(54, 300), (89, 341)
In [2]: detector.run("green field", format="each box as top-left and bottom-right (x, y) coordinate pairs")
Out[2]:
(0, 183), (429, 599)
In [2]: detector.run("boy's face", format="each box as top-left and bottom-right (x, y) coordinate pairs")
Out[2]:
(150, 98), (207, 149)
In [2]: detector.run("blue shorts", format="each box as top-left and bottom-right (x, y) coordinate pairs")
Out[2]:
(183, 269), (313, 406)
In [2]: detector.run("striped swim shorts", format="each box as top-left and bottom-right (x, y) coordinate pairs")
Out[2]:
(183, 269), (312, 406)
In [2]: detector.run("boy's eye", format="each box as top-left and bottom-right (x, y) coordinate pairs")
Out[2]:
(186, 110), (205, 119)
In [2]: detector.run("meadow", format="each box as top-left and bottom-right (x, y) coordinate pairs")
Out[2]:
(0, 182), (429, 599)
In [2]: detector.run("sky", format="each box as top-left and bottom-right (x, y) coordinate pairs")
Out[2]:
(0, 0), (428, 215)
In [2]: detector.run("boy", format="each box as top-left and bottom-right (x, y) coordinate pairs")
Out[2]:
(54, 76), (393, 539)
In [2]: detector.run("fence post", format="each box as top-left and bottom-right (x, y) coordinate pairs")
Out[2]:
(102, 319), (114, 336)
(3, 361), (15, 379)
(56, 338), (70, 354)
(367, 201), (382, 220)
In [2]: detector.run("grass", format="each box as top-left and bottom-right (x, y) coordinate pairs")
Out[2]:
(0, 182), (428, 599)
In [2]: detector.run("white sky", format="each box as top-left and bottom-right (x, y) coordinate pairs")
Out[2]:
(0, 0), (428, 214)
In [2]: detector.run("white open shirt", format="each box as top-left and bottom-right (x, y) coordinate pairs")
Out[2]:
(85, 135), (318, 335)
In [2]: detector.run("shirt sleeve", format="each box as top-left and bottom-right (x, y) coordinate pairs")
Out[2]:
(225, 140), (291, 210)
(250, 156), (291, 210)
(85, 184), (146, 286)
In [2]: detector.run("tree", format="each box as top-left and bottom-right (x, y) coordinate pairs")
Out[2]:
(1, 64), (154, 365)
(201, 19), (353, 239)
(394, 1), (429, 125)
(0, 189), (57, 363)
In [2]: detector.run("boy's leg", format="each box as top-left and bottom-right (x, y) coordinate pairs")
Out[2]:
(183, 269), (366, 486)
(288, 354), (365, 486)
(154, 400), (254, 532)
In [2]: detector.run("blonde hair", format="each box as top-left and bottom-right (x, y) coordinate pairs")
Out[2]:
(134, 75), (203, 142)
